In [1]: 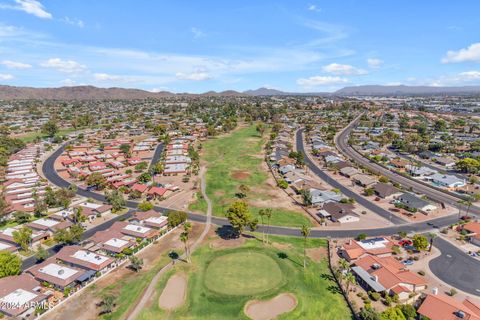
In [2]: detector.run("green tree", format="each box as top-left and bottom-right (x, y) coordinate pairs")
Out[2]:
(360, 307), (381, 320)
(137, 201), (154, 212)
(225, 201), (258, 237)
(54, 224), (84, 245)
(86, 172), (107, 189)
(137, 172), (152, 183)
(399, 304), (417, 320)
(129, 255), (144, 272)
(381, 307), (406, 320)
(0, 251), (21, 278)
(300, 224), (311, 269)
(105, 189), (126, 212)
(412, 234), (429, 251)
(343, 272), (356, 295)
(13, 211), (31, 224)
(134, 161), (148, 172)
(35, 245), (49, 262)
(13, 227), (32, 251)
(119, 143), (131, 158)
(41, 120), (58, 137)
(455, 158), (480, 173)
(167, 211), (187, 228)
(256, 123), (265, 136)
(100, 294), (116, 314)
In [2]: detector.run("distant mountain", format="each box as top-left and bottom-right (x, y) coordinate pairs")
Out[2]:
(334, 85), (480, 96)
(243, 87), (290, 96)
(1, 84), (480, 100)
(0, 85), (175, 100)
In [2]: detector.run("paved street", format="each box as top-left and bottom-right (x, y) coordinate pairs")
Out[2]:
(39, 141), (480, 296)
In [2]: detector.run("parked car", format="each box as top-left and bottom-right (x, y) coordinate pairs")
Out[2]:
(402, 260), (414, 266)
(398, 239), (413, 247)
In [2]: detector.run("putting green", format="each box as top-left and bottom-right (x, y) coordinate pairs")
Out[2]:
(204, 251), (284, 296)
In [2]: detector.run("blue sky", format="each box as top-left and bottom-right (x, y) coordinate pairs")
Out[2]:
(0, 1), (479, 92)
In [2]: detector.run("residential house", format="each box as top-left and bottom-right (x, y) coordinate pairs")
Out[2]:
(339, 237), (394, 262)
(462, 222), (480, 246)
(55, 245), (116, 274)
(339, 166), (360, 178)
(435, 156), (456, 168)
(418, 293), (480, 320)
(428, 173), (466, 189)
(131, 210), (168, 229)
(27, 257), (87, 290)
(0, 274), (49, 318)
(319, 202), (360, 223)
(372, 183), (401, 199)
(353, 174), (377, 188)
(352, 255), (427, 300)
(396, 193), (438, 214)
(26, 218), (72, 236)
(89, 228), (135, 255)
(77, 202), (112, 221)
(309, 188), (342, 206)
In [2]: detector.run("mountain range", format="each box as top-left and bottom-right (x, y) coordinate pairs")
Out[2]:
(0, 84), (480, 100)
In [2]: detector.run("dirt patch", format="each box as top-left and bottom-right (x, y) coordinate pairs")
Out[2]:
(272, 242), (293, 251)
(244, 293), (297, 320)
(158, 273), (188, 310)
(306, 247), (327, 262)
(210, 237), (246, 249)
(231, 170), (251, 180)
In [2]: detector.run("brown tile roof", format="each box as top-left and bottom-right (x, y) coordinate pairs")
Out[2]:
(418, 294), (480, 320)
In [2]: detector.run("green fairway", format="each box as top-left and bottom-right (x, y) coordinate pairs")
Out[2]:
(16, 128), (77, 143)
(136, 234), (352, 320)
(204, 251), (284, 296)
(190, 125), (312, 227)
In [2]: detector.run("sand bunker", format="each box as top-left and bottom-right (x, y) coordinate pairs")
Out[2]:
(231, 170), (251, 180)
(158, 273), (187, 310)
(244, 293), (297, 320)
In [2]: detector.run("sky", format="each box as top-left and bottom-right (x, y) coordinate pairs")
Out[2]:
(0, 1), (479, 93)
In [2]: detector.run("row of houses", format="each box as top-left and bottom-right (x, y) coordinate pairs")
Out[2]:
(3, 143), (48, 214)
(0, 209), (169, 318)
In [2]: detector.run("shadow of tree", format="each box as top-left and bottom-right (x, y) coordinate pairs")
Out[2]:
(320, 273), (335, 282)
(327, 285), (342, 294)
(215, 225), (238, 239)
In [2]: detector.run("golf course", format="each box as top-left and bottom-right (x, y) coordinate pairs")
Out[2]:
(189, 124), (312, 227)
(135, 233), (352, 320)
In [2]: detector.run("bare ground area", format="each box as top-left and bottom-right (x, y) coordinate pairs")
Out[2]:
(231, 170), (251, 180)
(244, 293), (297, 320)
(306, 247), (327, 262)
(271, 242), (293, 251)
(46, 224), (203, 320)
(209, 236), (246, 249)
(158, 273), (188, 310)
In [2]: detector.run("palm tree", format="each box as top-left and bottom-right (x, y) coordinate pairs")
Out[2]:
(343, 272), (356, 295)
(428, 233), (437, 253)
(338, 258), (350, 272)
(264, 208), (272, 244)
(258, 209), (266, 244)
(181, 222), (192, 263)
(300, 224), (311, 269)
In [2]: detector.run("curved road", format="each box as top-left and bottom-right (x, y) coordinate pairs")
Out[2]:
(334, 114), (480, 217)
(41, 140), (480, 296)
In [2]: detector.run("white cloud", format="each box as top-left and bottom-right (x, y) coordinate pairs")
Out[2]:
(40, 58), (86, 73)
(308, 4), (321, 12)
(297, 75), (348, 87)
(442, 43), (480, 63)
(0, 73), (14, 80)
(457, 70), (480, 80)
(0, 0), (52, 19)
(61, 17), (84, 28)
(176, 71), (212, 81)
(322, 63), (367, 75)
(60, 78), (76, 86)
(427, 70), (480, 86)
(367, 58), (383, 68)
(93, 73), (136, 83)
(1, 60), (31, 69)
(191, 27), (206, 39)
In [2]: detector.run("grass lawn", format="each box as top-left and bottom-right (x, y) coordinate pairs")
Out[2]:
(189, 125), (312, 227)
(136, 234), (352, 320)
(16, 128), (77, 143)
(204, 251), (284, 296)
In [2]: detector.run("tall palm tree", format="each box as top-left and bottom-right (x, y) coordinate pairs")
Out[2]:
(258, 209), (266, 244)
(343, 272), (356, 295)
(300, 224), (311, 269)
(264, 208), (272, 244)
(181, 222), (192, 263)
(338, 258), (350, 272)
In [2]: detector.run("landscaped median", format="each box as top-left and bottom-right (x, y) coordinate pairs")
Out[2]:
(189, 125), (313, 228)
(135, 233), (351, 320)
